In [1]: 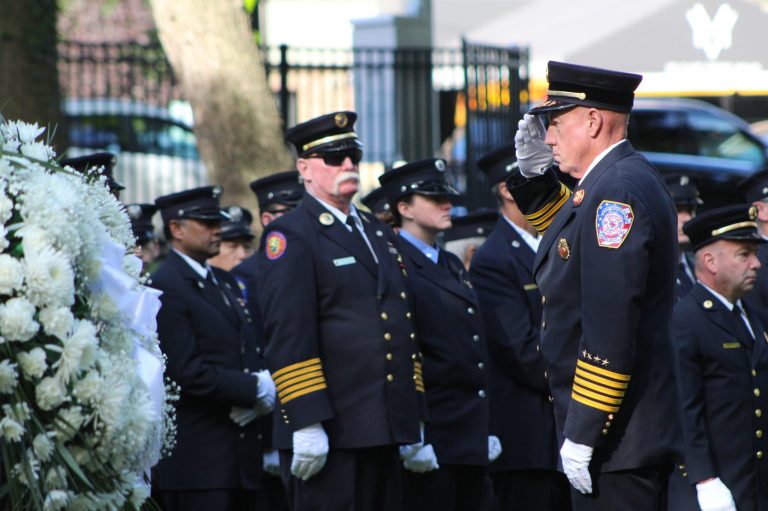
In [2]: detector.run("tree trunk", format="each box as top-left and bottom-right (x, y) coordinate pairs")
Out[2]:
(148, 0), (292, 210)
(0, 0), (61, 148)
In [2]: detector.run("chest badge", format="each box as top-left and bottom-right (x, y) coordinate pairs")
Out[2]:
(558, 238), (570, 260)
(573, 189), (585, 206)
(319, 212), (335, 225)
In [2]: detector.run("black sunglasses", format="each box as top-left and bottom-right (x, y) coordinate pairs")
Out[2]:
(306, 149), (363, 166)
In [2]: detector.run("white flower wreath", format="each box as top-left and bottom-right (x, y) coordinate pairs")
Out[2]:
(0, 120), (176, 510)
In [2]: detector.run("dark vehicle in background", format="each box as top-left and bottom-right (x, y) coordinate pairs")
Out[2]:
(62, 98), (209, 204)
(628, 97), (768, 209)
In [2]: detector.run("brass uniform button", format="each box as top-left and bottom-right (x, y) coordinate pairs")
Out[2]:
(757, 409), (763, 418)
(410, 333), (416, 340)
(605, 421), (611, 427)
(478, 390), (486, 398)
(381, 312), (388, 321)
(536, 345), (540, 352)
(757, 430), (764, 439)
(406, 312), (412, 319)
(753, 369), (757, 377)
(541, 295), (546, 305)
(608, 414), (615, 420)
(384, 333), (392, 341)
(548, 395), (554, 402)
(401, 292), (407, 299)
(386, 353), (393, 361)
(542, 320), (546, 330)
(467, 307), (475, 315)
(756, 388), (762, 397)
(758, 451), (764, 459)
(602, 429), (608, 435)
(478, 362), (484, 370)
(386, 374), (394, 383)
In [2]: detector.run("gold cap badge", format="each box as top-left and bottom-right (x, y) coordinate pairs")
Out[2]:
(334, 113), (348, 128)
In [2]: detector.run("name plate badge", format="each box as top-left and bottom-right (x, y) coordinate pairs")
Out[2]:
(333, 256), (357, 267)
(722, 342), (741, 349)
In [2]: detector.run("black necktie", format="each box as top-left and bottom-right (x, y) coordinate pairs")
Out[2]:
(345, 216), (376, 265)
(732, 303), (754, 348)
(206, 270), (231, 308)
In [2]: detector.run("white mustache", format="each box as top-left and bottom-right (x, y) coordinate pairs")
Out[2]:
(332, 172), (360, 195)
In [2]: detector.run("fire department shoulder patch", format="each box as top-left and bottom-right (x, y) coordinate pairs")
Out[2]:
(265, 231), (287, 260)
(595, 200), (633, 249)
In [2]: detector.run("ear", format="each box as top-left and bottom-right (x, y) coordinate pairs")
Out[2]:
(497, 181), (514, 202)
(168, 219), (184, 241)
(260, 211), (274, 228)
(586, 108), (603, 137)
(755, 201), (768, 223)
(296, 158), (311, 182)
(397, 200), (413, 221)
(700, 249), (718, 275)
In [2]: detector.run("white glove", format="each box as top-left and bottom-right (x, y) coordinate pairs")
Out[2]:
(400, 443), (440, 473)
(515, 113), (553, 177)
(229, 406), (259, 427)
(488, 435), (502, 462)
(560, 438), (594, 494)
(291, 423), (329, 481)
(262, 449), (281, 476)
(254, 369), (276, 415)
(696, 478), (737, 511)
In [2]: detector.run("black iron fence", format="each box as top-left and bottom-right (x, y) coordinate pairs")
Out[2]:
(58, 40), (528, 209)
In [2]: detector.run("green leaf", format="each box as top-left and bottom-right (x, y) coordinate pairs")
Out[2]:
(55, 442), (94, 490)
(243, 0), (258, 14)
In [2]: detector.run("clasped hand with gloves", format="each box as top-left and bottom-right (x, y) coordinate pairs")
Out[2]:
(514, 113), (553, 178)
(560, 438), (594, 494)
(399, 423), (439, 473)
(695, 477), (736, 511)
(229, 369), (276, 427)
(291, 423), (329, 480)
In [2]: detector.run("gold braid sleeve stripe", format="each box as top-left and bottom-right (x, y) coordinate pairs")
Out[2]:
(573, 375), (625, 398)
(281, 382), (328, 404)
(571, 391), (620, 413)
(273, 358), (323, 383)
(576, 359), (631, 382)
(275, 369), (325, 394)
(574, 366), (629, 390)
(524, 183), (572, 234)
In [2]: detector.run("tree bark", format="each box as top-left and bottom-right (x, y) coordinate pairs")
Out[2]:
(148, 0), (292, 210)
(0, 0), (61, 148)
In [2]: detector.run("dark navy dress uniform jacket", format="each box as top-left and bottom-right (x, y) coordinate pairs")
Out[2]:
(255, 194), (423, 450)
(510, 141), (680, 472)
(469, 217), (559, 471)
(150, 250), (265, 490)
(671, 284), (768, 511)
(396, 238), (490, 466)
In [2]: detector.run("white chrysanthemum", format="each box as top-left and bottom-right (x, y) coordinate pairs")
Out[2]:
(15, 225), (53, 255)
(39, 306), (73, 340)
(0, 417), (24, 442)
(0, 254), (23, 295)
(0, 296), (39, 342)
(2, 120), (45, 145)
(0, 193), (13, 224)
(45, 466), (68, 490)
(54, 320), (99, 383)
(97, 374), (131, 429)
(3, 402), (31, 424)
(20, 141), (55, 162)
(33, 433), (54, 461)
(17, 348), (47, 380)
(89, 292), (119, 322)
(56, 406), (84, 443)
(43, 490), (71, 511)
(129, 481), (151, 509)
(72, 370), (102, 405)
(0, 360), (18, 393)
(25, 247), (75, 308)
(35, 376), (66, 411)
(2, 140), (19, 153)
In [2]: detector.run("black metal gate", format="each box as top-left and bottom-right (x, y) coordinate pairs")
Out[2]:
(462, 40), (529, 209)
(58, 40), (528, 210)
